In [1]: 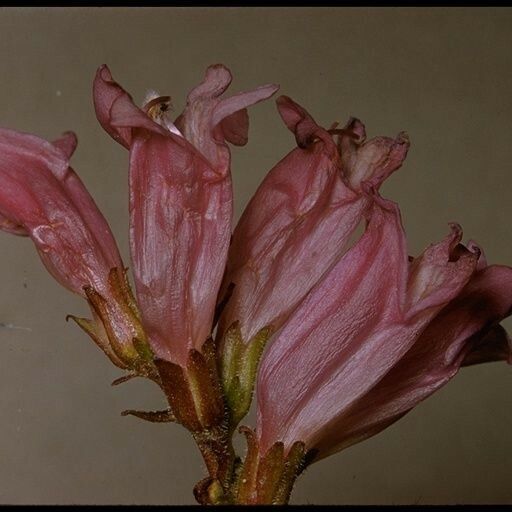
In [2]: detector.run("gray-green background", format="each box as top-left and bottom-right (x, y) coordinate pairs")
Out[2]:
(0, 7), (510, 505)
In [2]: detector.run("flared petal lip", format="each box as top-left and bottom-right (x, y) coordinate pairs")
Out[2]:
(95, 64), (233, 180)
(212, 82), (280, 128)
(276, 95), (337, 154)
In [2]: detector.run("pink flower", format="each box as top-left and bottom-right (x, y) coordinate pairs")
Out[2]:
(93, 64), (278, 366)
(216, 96), (409, 344)
(256, 194), (512, 460)
(0, 129), (120, 292)
(0, 128), (144, 367)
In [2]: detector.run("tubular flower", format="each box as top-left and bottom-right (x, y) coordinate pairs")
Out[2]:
(93, 64), (278, 366)
(0, 128), (147, 368)
(0, 63), (509, 506)
(216, 96), (409, 347)
(255, 193), (512, 463)
(310, 244), (512, 460)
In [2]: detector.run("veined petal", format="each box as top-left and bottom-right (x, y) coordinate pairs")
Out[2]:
(338, 117), (410, 192)
(212, 83), (280, 133)
(128, 133), (232, 365)
(0, 127), (69, 177)
(256, 197), (408, 453)
(175, 64), (278, 173)
(93, 65), (172, 147)
(256, 197), (479, 454)
(53, 131), (122, 275)
(311, 263), (512, 460)
(60, 168), (124, 277)
(405, 223), (478, 318)
(94, 65), (277, 366)
(188, 63), (233, 101)
(93, 65), (134, 148)
(0, 127), (122, 295)
(276, 95), (335, 149)
(0, 127), (147, 364)
(109, 94), (175, 138)
(217, 97), (408, 345)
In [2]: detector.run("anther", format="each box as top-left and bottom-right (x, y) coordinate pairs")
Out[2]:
(144, 95), (173, 121)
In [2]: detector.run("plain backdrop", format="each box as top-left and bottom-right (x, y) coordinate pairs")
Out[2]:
(0, 7), (511, 505)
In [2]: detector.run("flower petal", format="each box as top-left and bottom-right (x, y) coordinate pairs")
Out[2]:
(256, 197), (479, 454)
(276, 95), (334, 149)
(0, 127), (122, 295)
(218, 108), (249, 146)
(175, 64), (278, 172)
(188, 63), (233, 102)
(311, 264), (512, 460)
(212, 83), (280, 130)
(95, 65), (278, 365)
(405, 223), (478, 318)
(93, 65), (134, 148)
(52, 131), (78, 160)
(338, 118), (410, 191)
(93, 65), (171, 149)
(217, 96), (367, 343)
(218, 97), (410, 347)
(256, 197), (409, 452)
(127, 132), (233, 365)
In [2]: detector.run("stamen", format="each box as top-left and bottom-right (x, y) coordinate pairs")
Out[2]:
(144, 95), (173, 121)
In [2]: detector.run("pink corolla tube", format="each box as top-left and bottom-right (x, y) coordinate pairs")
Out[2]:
(94, 64), (278, 366)
(217, 95), (410, 344)
(0, 128), (121, 293)
(0, 128), (139, 365)
(256, 193), (512, 460)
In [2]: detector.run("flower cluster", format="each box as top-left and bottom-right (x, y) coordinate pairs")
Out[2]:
(0, 64), (510, 505)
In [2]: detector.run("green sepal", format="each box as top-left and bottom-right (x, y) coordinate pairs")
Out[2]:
(256, 441), (285, 503)
(66, 314), (128, 369)
(235, 426), (307, 505)
(132, 335), (154, 362)
(219, 323), (272, 427)
(272, 441), (307, 505)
